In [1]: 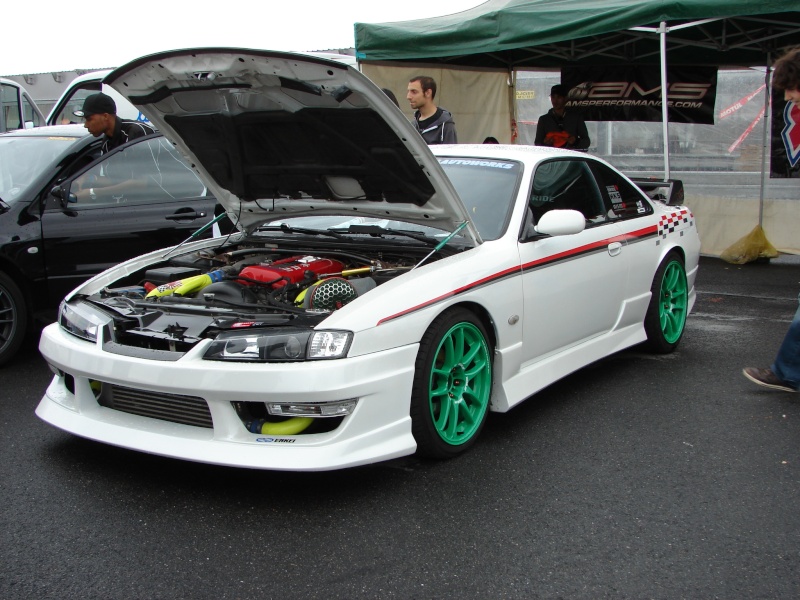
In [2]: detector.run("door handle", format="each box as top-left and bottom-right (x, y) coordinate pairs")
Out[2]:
(165, 210), (205, 221)
(607, 241), (622, 257)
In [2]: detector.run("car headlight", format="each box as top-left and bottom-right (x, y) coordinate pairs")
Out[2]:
(58, 300), (112, 343)
(203, 329), (353, 362)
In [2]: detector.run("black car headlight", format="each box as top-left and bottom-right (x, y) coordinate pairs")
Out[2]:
(58, 300), (112, 343)
(203, 329), (353, 362)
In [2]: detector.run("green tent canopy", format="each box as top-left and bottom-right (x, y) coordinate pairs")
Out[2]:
(355, 0), (800, 68)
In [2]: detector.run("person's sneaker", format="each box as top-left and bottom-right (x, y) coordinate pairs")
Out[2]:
(742, 367), (797, 392)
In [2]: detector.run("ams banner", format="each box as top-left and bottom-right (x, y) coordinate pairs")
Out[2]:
(561, 66), (717, 124)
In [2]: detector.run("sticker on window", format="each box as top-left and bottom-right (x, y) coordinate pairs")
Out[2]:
(606, 185), (622, 202)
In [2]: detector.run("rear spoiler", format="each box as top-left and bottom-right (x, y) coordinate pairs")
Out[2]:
(629, 177), (685, 206)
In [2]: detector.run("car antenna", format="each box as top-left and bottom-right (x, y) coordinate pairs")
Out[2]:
(162, 212), (229, 258)
(410, 221), (468, 271)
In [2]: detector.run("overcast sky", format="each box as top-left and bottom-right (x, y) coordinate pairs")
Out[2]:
(2, 0), (485, 76)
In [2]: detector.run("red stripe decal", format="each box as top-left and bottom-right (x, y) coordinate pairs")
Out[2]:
(377, 224), (659, 325)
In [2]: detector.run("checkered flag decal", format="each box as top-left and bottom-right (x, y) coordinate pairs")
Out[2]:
(657, 209), (694, 240)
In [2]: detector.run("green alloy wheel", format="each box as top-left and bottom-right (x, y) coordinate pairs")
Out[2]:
(411, 308), (493, 458)
(644, 252), (688, 353)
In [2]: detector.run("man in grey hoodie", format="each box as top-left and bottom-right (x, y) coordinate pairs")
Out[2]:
(407, 75), (458, 145)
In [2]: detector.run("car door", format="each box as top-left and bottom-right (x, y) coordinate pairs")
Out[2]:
(39, 135), (216, 304)
(1, 80), (44, 132)
(586, 160), (658, 309)
(518, 157), (630, 365)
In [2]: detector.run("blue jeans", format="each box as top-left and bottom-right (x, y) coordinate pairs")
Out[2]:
(772, 291), (800, 390)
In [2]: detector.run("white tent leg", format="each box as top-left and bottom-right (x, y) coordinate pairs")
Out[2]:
(659, 21), (670, 180)
(759, 61), (771, 227)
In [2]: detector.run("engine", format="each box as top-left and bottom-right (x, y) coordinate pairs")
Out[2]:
(99, 250), (410, 315)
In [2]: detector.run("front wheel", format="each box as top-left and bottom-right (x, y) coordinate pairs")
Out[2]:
(643, 252), (688, 353)
(0, 271), (28, 366)
(410, 308), (493, 459)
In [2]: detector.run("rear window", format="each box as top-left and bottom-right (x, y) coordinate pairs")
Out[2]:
(588, 161), (653, 220)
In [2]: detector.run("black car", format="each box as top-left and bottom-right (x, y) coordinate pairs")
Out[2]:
(0, 124), (220, 365)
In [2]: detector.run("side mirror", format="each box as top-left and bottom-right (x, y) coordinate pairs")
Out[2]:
(534, 209), (586, 236)
(50, 185), (78, 208)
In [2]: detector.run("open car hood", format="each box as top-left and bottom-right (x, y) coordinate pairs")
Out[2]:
(105, 48), (480, 243)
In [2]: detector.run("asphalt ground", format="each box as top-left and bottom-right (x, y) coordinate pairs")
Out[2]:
(1, 255), (799, 599)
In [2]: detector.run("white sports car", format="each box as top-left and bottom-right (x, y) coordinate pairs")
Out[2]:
(37, 49), (700, 471)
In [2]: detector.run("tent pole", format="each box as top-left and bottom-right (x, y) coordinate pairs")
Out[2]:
(509, 68), (517, 144)
(759, 59), (772, 228)
(659, 21), (670, 179)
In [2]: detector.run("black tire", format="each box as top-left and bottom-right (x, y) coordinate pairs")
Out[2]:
(410, 308), (493, 459)
(0, 271), (28, 366)
(643, 252), (688, 354)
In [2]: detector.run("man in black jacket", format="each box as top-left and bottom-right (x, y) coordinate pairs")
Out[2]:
(74, 92), (154, 154)
(534, 84), (590, 151)
(407, 76), (457, 145)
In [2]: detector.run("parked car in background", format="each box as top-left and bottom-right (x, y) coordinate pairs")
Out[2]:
(0, 125), (222, 365)
(46, 70), (148, 126)
(1, 78), (45, 132)
(36, 49), (701, 471)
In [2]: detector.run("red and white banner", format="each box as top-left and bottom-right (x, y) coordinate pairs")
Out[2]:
(771, 96), (800, 178)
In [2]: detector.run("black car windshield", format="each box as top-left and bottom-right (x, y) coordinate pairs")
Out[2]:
(437, 157), (521, 240)
(0, 134), (81, 203)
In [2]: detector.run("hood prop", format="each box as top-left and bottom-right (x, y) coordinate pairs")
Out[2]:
(410, 221), (468, 272)
(162, 211), (230, 258)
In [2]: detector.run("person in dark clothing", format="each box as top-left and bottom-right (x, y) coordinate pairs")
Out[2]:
(74, 92), (154, 154)
(72, 93), (155, 202)
(382, 88), (400, 108)
(407, 76), (457, 145)
(742, 47), (800, 393)
(534, 84), (590, 151)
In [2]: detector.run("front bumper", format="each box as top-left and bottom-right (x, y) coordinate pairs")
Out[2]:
(37, 323), (418, 471)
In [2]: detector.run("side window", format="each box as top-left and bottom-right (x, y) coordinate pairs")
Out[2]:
(588, 162), (654, 220)
(22, 95), (42, 128)
(528, 159), (607, 226)
(69, 137), (206, 209)
(1, 83), (22, 131)
(53, 83), (101, 125)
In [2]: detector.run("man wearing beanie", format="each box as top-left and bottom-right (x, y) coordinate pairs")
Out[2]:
(74, 92), (154, 154)
(534, 84), (590, 151)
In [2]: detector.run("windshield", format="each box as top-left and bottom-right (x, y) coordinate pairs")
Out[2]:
(0, 134), (80, 203)
(256, 215), (458, 245)
(254, 158), (522, 243)
(437, 158), (521, 240)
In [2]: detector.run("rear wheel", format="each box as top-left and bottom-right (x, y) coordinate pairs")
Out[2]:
(643, 252), (687, 353)
(411, 308), (493, 458)
(0, 272), (27, 366)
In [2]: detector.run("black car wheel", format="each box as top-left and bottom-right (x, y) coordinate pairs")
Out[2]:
(0, 272), (27, 366)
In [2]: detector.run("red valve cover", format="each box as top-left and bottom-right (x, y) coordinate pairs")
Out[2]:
(238, 256), (345, 288)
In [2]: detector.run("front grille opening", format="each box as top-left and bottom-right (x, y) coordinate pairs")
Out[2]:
(65, 374), (76, 395)
(232, 401), (342, 435)
(109, 327), (198, 353)
(96, 382), (213, 428)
